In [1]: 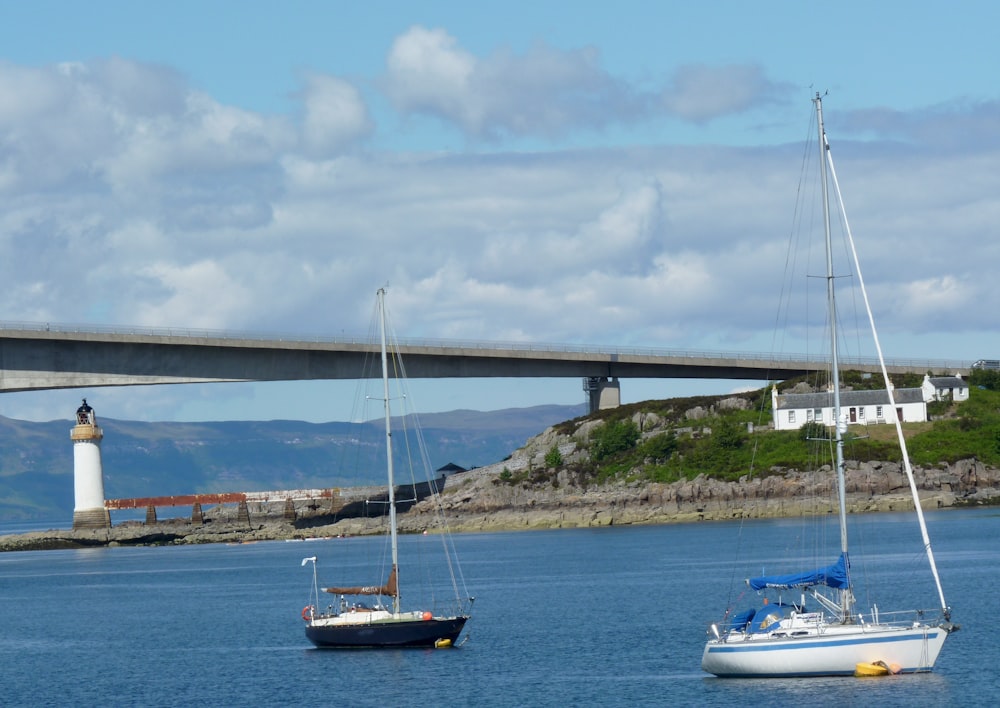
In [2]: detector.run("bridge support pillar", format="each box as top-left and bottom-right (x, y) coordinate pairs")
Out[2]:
(191, 502), (204, 525)
(284, 498), (296, 521)
(145, 505), (158, 524)
(584, 377), (620, 414)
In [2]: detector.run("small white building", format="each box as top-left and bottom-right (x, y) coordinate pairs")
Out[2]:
(772, 385), (927, 432)
(922, 374), (968, 403)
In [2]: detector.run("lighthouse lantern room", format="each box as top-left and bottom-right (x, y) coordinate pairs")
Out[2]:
(71, 398), (110, 529)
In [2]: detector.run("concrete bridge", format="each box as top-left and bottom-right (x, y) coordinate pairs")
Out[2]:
(0, 322), (971, 412)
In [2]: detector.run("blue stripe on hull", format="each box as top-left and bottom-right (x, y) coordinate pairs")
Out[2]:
(702, 629), (943, 677)
(705, 631), (940, 654)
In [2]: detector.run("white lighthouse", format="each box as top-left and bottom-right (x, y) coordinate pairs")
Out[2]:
(71, 399), (110, 529)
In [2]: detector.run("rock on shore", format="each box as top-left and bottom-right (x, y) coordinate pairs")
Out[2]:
(2, 457), (997, 551)
(399, 456), (1000, 533)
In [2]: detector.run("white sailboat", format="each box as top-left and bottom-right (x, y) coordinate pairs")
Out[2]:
(701, 94), (959, 677)
(301, 287), (473, 649)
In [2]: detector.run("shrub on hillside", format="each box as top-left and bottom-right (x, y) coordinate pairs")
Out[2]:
(589, 419), (640, 462)
(639, 431), (678, 462)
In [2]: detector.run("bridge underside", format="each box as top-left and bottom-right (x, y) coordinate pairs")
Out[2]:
(0, 328), (948, 396)
(0, 327), (968, 420)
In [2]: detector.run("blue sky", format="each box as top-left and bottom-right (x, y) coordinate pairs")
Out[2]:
(1, 1), (998, 423)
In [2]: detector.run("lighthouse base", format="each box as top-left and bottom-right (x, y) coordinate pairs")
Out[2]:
(73, 507), (111, 530)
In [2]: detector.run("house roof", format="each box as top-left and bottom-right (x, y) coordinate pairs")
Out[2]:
(775, 387), (924, 410)
(927, 376), (966, 389)
(435, 462), (467, 474)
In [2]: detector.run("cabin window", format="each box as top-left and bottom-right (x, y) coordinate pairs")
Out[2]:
(813, 408), (822, 422)
(876, 405), (884, 418)
(788, 411), (796, 424)
(806, 409), (814, 422)
(858, 407), (865, 419)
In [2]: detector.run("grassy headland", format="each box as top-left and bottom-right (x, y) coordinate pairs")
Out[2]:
(511, 368), (1000, 490)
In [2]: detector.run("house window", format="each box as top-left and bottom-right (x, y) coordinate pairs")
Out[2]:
(788, 411), (796, 424)
(876, 405), (884, 418)
(806, 409), (814, 422)
(858, 407), (865, 419)
(814, 408), (822, 422)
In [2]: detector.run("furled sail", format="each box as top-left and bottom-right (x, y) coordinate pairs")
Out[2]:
(322, 565), (398, 597)
(749, 552), (849, 591)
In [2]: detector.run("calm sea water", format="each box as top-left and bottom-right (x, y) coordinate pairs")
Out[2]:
(1, 508), (996, 707)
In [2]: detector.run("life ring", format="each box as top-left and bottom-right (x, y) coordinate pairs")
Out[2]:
(302, 605), (315, 621)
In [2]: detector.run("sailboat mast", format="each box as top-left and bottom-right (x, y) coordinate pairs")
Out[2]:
(815, 94), (853, 621)
(823, 128), (952, 621)
(377, 287), (401, 615)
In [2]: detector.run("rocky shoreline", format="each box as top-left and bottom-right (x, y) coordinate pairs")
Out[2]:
(402, 456), (1000, 532)
(2, 457), (997, 552)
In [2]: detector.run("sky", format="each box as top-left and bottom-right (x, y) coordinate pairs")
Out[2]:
(1, 1), (998, 424)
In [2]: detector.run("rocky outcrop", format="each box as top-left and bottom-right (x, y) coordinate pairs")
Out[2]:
(396, 456), (1000, 533)
(1, 457), (996, 551)
(3, 402), (999, 554)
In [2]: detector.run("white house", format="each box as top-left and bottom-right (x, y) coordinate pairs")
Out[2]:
(922, 374), (968, 403)
(771, 385), (927, 432)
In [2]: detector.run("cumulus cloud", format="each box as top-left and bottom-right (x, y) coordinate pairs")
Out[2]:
(382, 32), (795, 139)
(300, 74), (373, 155)
(838, 99), (1000, 151)
(130, 260), (254, 329)
(384, 26), (476, 116)
(892, 275), (975, 325)
(0, 38), (997, 426)
(384, 26), (643, 139)
(660, 64), (793, 123)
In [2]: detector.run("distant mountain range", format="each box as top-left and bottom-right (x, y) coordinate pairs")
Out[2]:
(0, 404), (586, 521)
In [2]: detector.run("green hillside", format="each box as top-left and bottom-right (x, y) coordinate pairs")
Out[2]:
(545, 369), (1000, 487)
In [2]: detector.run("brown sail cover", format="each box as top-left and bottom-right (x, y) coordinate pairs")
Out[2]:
(322, 565), (398, 597)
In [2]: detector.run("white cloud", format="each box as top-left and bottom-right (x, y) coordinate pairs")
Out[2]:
(1, 43), (998, 422)
(385, 26), (476, 116)
(131, 260), (253, 329)
(661, 64), (792, 122)
(893, 275), (974, 323)
(384, 26), (642, 139)
(300, 75), (373, 155)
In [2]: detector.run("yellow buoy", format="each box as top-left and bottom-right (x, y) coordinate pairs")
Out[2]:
(434, 638), (453, 649)
(854, 661), (891, 677)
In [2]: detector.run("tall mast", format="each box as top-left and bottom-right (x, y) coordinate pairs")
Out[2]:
(822, 115), (951, 621)
(377, 287), (400, 615)
(815, 93), (853, 621)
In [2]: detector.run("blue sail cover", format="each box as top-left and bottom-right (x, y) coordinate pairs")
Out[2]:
(749, 552), (850, 591)
(724, 608), (756, 632)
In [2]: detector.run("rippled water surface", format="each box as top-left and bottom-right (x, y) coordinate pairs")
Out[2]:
(1, 508), (994, 706)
